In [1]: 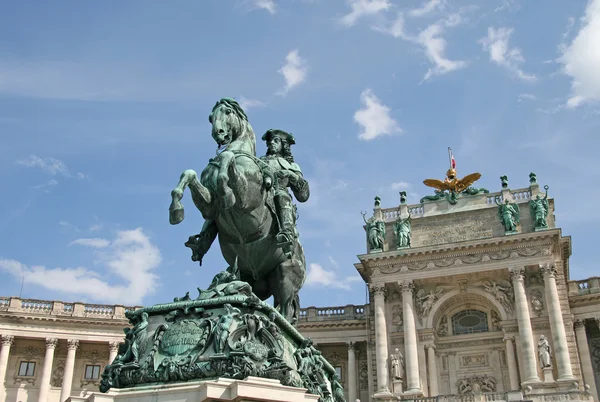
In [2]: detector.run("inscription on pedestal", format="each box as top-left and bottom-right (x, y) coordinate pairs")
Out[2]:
(417, 217), (493, 247)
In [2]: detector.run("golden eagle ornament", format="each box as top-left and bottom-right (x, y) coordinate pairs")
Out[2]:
(423, 167), (482, 194)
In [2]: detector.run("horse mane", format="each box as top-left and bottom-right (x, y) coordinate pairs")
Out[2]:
(209, 98), (256, 155)
(208, 98), (248, 123)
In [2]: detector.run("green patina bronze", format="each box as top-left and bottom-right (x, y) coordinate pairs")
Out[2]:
(100, 98), (345, 401)
(495, 196), (520, 234)
(394, 215), (411, 248)
(99, 264), (344, 401)
(529, 172), (537, 184)
(362, 211), (385, 252)
(529, 185), (550, 230)
(500, 175), (509, 189)
(169, 98), (309, 324)
(419, 186), (489, 205)
(399, 191), (407, 204)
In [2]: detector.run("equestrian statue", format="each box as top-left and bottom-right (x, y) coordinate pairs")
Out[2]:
(168, 98), (310, 325)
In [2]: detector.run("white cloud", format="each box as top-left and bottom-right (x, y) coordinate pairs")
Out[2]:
(409, 0), (443, 17)
(390, 181), (412, 190)
(252, 0), (276, 14)
(0, 228), (161, 305)
(559, 0), (600, 108)
(518, 93), (537, 102)
(89, 224), (103, 232)
(304, 263), (361, 290)
(339, 0), (390, 27)
(277, 50), (307, 96)
(69, 238), (111, 248)
(238, 96), (266, 111)
(478, 27), (537, 82)
(17, 155), (70, 176)
(419, 23), (468, 80)
(354, 89), (402, 141)
(33, 179), (58, 191)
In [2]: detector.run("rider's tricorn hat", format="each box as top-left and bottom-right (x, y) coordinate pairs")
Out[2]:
(261, 129), (296, 145)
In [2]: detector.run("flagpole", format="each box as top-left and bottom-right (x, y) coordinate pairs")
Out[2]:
(448, 147), (452, 167)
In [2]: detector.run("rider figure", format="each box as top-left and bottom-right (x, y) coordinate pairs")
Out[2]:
(260, 129), (308, 258)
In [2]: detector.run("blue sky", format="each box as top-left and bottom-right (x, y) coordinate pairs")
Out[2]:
(1, 0), (599, 308)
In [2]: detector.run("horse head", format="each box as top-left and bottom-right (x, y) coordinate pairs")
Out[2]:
(208, 98), (255, 155)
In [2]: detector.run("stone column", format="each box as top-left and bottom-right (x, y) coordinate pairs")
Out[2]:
(0, 335), (14, 402)
(540, 263), (575, 381)
(59, 339), (79, 402)
(426, 345), (439, 396)
(372, 285), (390, 394)
(108, 341), (120, 364)
(509, 268), (540, 384)
(401, 280), (421, 393)
(38, 338), (58, 402)
(491, 348), (505, 392)
(504, 336), (520, 390)
(574, 320), (598, 399)
(347, 342), (357, 402)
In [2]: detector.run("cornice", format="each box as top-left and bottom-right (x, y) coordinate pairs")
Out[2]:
(357, 232), (559, 280)
(298, 321), (367, 330)
(0, 312), (129, 327)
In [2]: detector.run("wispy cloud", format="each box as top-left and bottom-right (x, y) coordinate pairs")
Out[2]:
(339, 0), (391, 27)
(16, 155), (85, 179)
(518, 93), (537, 102)
(419, 23), (468, 80)
(251, 0), (277, 14)
(277, 50), (307, 96)
(0, 228), (161, 305)
(305, 262), (361, 290)
(478, 27), (537, 82)
(69, 238), (111, 248)
(33, 179), (58, 192)
(409, 0), (443, 17)
(559, 0), (600, 108)
(238, 96), (266, 111)
(390, 181), (412, 191)
(354, 88), (402, 140)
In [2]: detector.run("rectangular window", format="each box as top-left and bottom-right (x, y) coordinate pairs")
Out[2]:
(18, 361), (36, 377)
(84, 365), (101, 380)
(334, 366), (342, 379)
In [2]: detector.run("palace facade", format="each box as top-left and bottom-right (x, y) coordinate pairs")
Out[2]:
(1, 173), (599, 402)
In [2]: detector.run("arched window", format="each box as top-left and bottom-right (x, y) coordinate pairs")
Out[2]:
(451, 310), (489, 335)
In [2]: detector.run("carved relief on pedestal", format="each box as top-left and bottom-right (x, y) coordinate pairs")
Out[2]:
(457, 375), (497, 394)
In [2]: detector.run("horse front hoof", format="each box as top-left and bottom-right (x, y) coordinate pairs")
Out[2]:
(169, 207), (184, 225)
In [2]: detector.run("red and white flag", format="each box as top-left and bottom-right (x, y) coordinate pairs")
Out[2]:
(448, 147), (456, 169)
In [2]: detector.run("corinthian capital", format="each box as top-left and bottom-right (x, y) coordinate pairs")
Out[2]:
(573, 319), (586, 330)
(509, 268), (525, 282)
(539, 263), (558, 279)
(67, 339), (80, 351)
(45, 338), (58, 349)
(370, 284), (387, 298)
(108, 341), (121, 352)
(400, 280), (414, 293)
(1, 335), (14, 347)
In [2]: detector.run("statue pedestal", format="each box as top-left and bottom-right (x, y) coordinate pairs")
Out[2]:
(392, 379), (403, 394)
(66, 377), (320, 402)
(543, 367), (555, 383)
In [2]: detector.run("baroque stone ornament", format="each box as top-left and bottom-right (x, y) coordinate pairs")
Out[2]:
(529, 185), (550, 230)
(99, 266), (345, 402)
(481, 280), (513, 313)
(457, 375), (497, 394)
(416, 287), (447, 321)
(169, 98), (310, 324)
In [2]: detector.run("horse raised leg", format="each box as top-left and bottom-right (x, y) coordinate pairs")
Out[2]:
(216, 152), (250, 210)
(170, 169), (214, 224)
